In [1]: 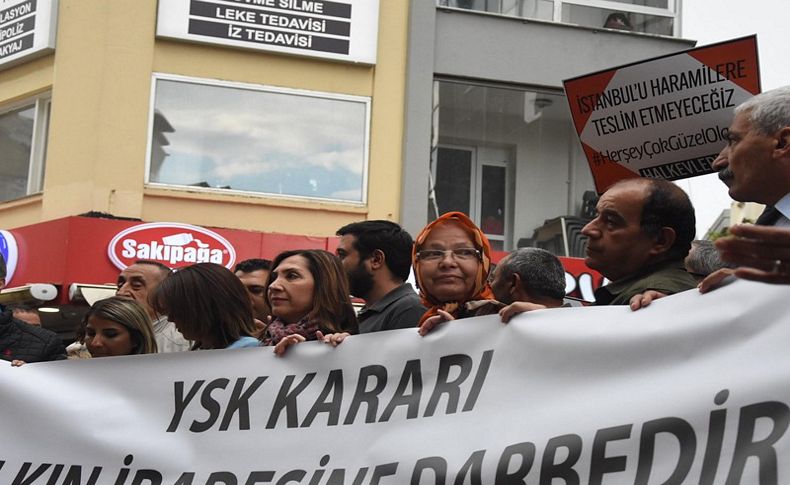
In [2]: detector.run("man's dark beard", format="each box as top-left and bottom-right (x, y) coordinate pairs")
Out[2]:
(348, 261), (374, 300)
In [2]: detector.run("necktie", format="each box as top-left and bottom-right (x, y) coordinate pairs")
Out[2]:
(755, 206), (781, 226)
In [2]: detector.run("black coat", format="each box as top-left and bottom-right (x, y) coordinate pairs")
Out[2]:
(0, 306), (66, 362)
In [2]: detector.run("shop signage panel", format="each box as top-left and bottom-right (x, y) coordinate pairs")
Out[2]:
(563, 36), (760, 193)
(0, 229), (18, 284)
(107, 222), (237, 271)
(0, 0), (57, 70)
(156, 0), (379, 64)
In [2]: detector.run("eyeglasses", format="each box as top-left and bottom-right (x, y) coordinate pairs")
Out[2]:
(416, 248), (481, 262)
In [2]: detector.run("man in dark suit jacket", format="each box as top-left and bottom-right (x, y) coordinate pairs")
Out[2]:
(703, 86), (790, 287)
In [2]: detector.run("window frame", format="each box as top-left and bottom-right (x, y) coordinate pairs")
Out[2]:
(145, 73), (372, 206)
(431, 144), (513, 250)
(438, 0), (681, 37)
(0, 93), (51, 203)
(475, 156), (510, 249)
(431, 77), (593, 252)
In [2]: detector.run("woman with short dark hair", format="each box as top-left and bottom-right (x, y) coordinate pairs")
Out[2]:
(151, 263), (259, 350)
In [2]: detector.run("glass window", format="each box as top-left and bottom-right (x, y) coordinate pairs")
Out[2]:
(562, 3), (673, 36)
(0, 97), (49, 203)
(600, 0), (669, 9)
(480, 165), (505, 236)
(148, 76), (370, 204)
(437, 0), (677, 37)
(432, 146), (472, 216)
(439, 0), (554, 20)
(432, 80), (596, 255)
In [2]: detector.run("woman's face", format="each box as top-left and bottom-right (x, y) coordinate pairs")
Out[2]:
(85, 316), (134, 357)
(268, 255), (316, 324)
(417, 222), (481, 303)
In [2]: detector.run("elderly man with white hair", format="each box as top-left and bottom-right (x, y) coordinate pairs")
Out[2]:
(705, 86), (790, 287)
(633, 86), (790, 309)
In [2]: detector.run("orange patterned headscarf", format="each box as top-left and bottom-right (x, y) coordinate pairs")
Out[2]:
(413, 212), (495, 324)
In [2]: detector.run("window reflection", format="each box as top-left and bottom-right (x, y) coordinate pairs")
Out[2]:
(149, 78), (369, 203)
(438, 0), (676, 37)
(0, 105), (35, 202)
(563, 4), (673, 36)
(432, 80), (596, 255)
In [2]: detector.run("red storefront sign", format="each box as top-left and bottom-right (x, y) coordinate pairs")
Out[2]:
(4, 216), (603, 304)
(107, 222), (237, 270)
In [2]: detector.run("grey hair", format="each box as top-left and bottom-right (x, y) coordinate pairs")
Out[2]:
(685, 240), (735, 277)
(735, 85), (790, 135)
(498, 248), (566, 300)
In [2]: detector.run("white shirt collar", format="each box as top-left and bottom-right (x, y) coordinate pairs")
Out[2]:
(774, 192), (790, 227)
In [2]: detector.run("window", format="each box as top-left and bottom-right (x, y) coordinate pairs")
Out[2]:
(0, 96), (50, 203)
(432, 80), (596, 254)
(147, 75), (370, 204)
(431, 145), (510, 250)
(438, 0), (678, 37)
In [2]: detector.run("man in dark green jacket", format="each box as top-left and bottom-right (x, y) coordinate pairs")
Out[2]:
(581, 178), (698, 306)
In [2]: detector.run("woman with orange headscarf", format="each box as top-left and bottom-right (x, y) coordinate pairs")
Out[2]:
(414, 212), (501, 335)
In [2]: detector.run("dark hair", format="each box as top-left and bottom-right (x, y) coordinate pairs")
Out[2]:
(234, 258), (272, 273)
(0, 253), (6, 279)
(499, 248), (566, 300)
(133, 259), (172, 277)
(637, 179), (696, 261)
(267, 250), (358, 335)
(82, 296), (158, 354)
(151, 263), (257, 349)
(336, 220), (414, 281)
(7, 303), (34, 313)
(604, 12), (633, 30)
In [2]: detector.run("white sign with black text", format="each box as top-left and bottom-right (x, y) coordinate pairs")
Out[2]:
(156, 0), (379, 64)
(3, 279), (789, 483)
(0, 0), (57, 69)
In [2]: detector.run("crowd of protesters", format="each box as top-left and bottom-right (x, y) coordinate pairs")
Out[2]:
(2, 86), (789, 363)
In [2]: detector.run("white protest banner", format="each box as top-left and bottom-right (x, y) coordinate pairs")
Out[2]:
(156, 0), (379, 64)
(2, 279), (789, 484)
(563, 36), (760, 193)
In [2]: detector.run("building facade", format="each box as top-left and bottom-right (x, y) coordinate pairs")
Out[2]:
(400, 0), (692, 251)
(0, 0), (694, 323)
(0, 0), (405, 235)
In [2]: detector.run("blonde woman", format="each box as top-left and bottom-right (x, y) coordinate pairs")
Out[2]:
(82, 296), (158, 356)
(13, 296), (157, 366)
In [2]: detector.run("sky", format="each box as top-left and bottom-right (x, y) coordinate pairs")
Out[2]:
(678, 0), (789, 236)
